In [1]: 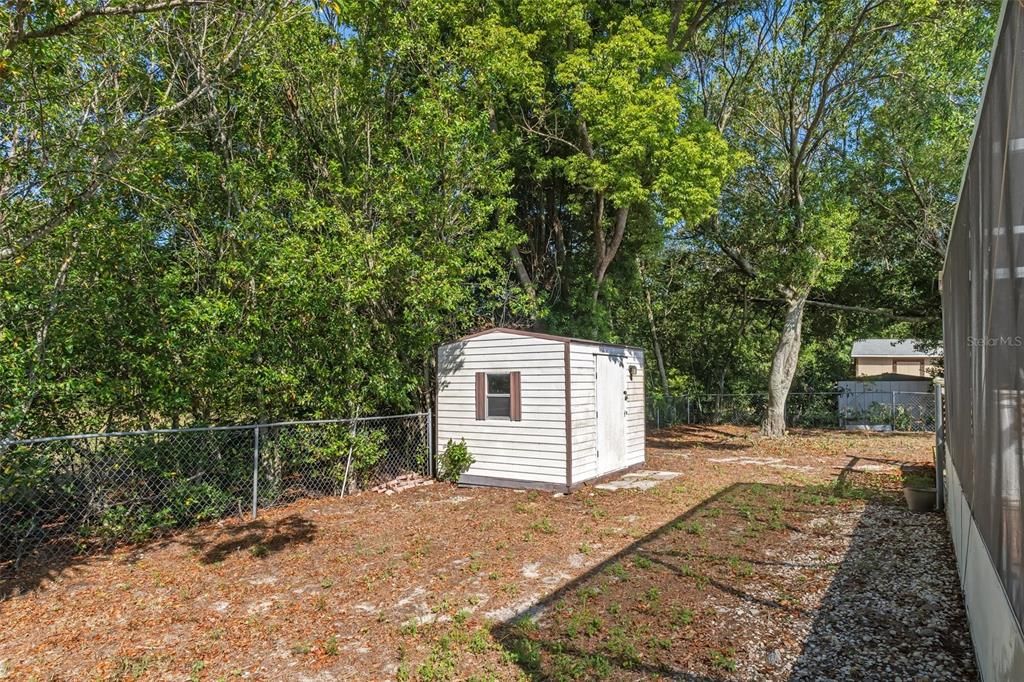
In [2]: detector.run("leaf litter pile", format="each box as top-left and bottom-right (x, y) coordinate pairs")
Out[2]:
(0, 426), (974, 680)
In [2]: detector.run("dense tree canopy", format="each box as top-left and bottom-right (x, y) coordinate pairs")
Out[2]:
(0, 0), (999, 438)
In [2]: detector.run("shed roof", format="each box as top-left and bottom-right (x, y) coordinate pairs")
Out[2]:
(851, 339), (941, 358)
(446, 327), (643, 351)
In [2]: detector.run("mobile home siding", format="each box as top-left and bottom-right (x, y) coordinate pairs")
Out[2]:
(437, 332), (567, 485)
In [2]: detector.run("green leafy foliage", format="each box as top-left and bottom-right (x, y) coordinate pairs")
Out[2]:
(439, 439), (474, 483)
(83, 479), (234, 544)
(278, 427), (388, 490)
(0, 0), (999, 447)
(1, 2), (521, 438)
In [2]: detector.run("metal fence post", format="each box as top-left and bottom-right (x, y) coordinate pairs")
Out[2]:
(686, 397), (691, 425)
(251, 425), (260, 520)
(426, 408), (434, 478)
(934, 380), (945, 509)
(891, 391), (897, 431)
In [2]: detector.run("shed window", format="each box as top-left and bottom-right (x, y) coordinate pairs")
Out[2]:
(487, 373), (511, 417)
(475, 371), (521, 421)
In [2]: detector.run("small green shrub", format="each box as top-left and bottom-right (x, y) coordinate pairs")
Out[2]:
(439, 439), (474, 483)
(322, 636), (339, 656)
(81, 479), (236, 543)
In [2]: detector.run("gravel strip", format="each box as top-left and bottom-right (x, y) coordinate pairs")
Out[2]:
(788, 503), (976, 681)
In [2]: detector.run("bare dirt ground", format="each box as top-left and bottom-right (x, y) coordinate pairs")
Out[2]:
(0, 426), (975, 681)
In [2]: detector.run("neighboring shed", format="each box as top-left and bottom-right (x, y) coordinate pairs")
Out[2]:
(851, 338), (941, 377)
(435, 328), (645, 492)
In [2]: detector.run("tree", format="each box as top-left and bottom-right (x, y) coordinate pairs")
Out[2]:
(1, 1), (522, 436)
(842, 0), (999, 345)
(466, 2), (739, 334)
(2, 0), (277, 434)
(691, 0), (934, 436)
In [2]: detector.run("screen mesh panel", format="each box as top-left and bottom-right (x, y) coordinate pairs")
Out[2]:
(943, 0), (1024, 632)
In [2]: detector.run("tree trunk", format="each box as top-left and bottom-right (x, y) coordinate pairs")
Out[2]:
(637, 259), (670, 395)
(761, 294), (807, 437)
(592, 205), (629, 304)
(510, 245), (536, 304)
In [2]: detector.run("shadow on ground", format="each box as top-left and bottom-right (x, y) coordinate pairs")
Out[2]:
(1, 513), (317, 599)
(645, 425), (750, 452)
(492, 469), (975, 681)
(183, 514), (316, 564)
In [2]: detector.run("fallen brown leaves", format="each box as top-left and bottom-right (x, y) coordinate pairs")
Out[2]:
(0, 426), (965, 681)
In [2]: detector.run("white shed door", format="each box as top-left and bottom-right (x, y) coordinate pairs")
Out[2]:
(595, 353), (627, 475)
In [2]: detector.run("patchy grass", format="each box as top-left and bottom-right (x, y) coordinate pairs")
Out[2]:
(1, 425), (966, 680)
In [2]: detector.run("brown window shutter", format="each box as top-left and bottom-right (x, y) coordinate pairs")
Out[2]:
(510, 371), (522, 421)
(475, 372), (486, 420)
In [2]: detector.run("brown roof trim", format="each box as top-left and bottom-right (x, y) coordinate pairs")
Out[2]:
(445, 326), (644, 352)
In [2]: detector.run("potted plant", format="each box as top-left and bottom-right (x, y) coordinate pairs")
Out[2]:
(903, 473), (936, 512)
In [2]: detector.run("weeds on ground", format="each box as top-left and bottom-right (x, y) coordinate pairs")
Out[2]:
(530, 518), (555, 534)
(111, 655), (158, 679)
(322, 636), (339, 656)
(632, 555), (653, 570)
(709, 648), (737, 671)
(565, 610), (603, 638)
(671, 606), (695, 627)
(604, 626), (640, 667)
(605, 562), (628, 579)
(399, 612), (499, 680)
(674, 520), (704, 536)
(728, 556), (754, 577)
(797, 479), (876, 506)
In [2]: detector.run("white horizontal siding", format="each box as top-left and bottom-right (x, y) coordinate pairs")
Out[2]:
(437, 412), (563, 424)
(439, 387), (568, 397)
(438, 429), (567, 446)
(458, 462), (566, 484)
(437, 332), (567, 486)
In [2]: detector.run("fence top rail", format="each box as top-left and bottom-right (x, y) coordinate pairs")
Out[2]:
(2, 412), (429, 446)
(651, 390), (935, 400)
(653, 392), (842, 399)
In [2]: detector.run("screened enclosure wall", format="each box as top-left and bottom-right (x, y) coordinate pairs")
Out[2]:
(942, 0), (1024, 635)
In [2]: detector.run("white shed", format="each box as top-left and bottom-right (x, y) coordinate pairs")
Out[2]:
(435, 328), (645, 492)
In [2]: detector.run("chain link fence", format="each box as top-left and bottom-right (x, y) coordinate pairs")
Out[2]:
(839, 391), (936, 432)
(647, 390), (936, 432)
(0, 414), (430, 576)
